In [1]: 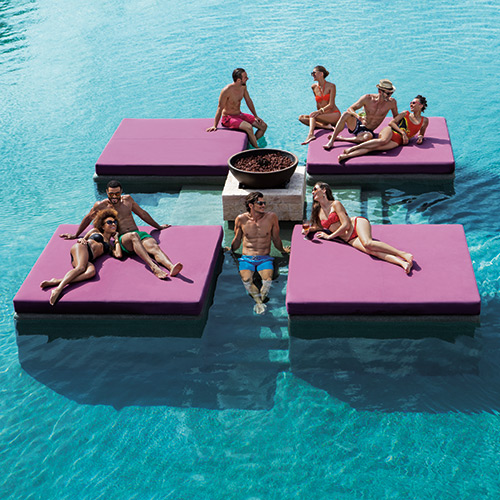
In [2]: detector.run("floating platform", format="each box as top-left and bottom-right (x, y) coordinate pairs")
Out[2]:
(14, 225), (223, 337)
(286, 224), (480, 337)
(306, 117), (455, 177)
(95, 118), (248, 178)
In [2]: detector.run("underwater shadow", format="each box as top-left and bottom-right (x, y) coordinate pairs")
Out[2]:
(288, 316), (500, 413)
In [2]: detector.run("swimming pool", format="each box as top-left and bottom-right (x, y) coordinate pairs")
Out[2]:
(2, 0), (500, 498)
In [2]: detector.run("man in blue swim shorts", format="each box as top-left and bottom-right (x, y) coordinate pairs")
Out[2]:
(323, 79), (399, 150)
(60, 180), (183, 279)
(229, 192), (290, 314)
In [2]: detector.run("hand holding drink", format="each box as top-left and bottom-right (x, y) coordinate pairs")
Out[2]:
(302, 220), (311, 238)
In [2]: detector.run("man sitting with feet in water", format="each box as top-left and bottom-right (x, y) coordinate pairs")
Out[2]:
(60, 180), (183, 279)
(206, 68), (267, 148)
(230, 192), (290, 314)
(323, 79), (398, 151)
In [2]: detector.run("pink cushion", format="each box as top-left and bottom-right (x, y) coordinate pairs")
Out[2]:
(286, 224), (480, 315)
(14, 225), (223, 316)
(306, 117), (455, 175)
(95, 119), (248, 176)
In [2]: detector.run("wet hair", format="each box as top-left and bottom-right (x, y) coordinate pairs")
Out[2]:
(314, 65), (329, 78)
(415, 95), (427, 112)
(93, 208), (118, 233)
(310, 182), (335, 228)
(106, 180), (122, 191)
(245, 191), (264, 212)
(232, 68), (246, 82)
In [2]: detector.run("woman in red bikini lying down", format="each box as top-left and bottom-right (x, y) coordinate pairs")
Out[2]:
(303, 182), (413, 274)
(40, 208), (123, 305)
(298, 65), (341, 145)
(337, 95), (429, 163)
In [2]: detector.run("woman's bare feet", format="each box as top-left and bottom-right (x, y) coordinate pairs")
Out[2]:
(169, 262), (183, 277)
(49, 288), (62, 306)
(402, 252), (414, 265)
(402, 260), (413, 275)
(301, 135), (317, 145)
(40, 279), (60, 289)
(338, 153), (349, 163)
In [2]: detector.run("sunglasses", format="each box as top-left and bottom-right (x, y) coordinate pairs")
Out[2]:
(311, 71), (317, 76)
(107, 192), (121, 198)
(105, 219), (117, 225)
(380, 89), (393, 96)
(255, 201), (266, 206)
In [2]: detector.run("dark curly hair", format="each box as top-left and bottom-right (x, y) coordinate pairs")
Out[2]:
(314, 65), (329, 78)
(93, 208), (118, 233)
(415, 95), (427, 112)
(310, 182), (335, 228)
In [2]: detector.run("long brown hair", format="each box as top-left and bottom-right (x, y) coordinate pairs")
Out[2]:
(310, 182), (334, 228)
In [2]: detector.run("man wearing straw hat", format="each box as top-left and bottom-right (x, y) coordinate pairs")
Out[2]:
(323, 79), (398, 150)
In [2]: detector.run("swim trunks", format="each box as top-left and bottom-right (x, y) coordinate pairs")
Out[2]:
(221, 113), (256, 129)
(348, 118), (378, 139)
(238, 255), (274, 272)
(119, 230), (153, 255)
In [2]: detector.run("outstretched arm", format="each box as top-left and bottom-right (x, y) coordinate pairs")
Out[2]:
(271, 214), (290, 254)
(59, 202), (101, 239)
(230, 217), (243, 252)
(416, 117), (429, 144)
(131, 197), (170, 231)
(206, 89), (226, 132)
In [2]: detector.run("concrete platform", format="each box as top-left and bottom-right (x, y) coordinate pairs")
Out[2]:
(222, 166), (306, 221)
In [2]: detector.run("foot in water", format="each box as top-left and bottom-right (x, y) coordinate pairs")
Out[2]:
(170, 262), (183, 277)
(253, 303), (266, 315)
(301, 135), (317, 145)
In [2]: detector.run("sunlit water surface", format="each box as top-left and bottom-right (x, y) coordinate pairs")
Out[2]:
(1, 0), (500, 498)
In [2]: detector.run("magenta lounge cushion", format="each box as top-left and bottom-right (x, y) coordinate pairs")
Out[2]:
(95, 119), (248, 176)
(306, 117), (455, 175)
(14, 225), (223, 316)
(286, 224), (480, 315)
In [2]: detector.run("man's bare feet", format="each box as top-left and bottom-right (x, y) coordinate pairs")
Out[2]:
(151, 264), (168, 279)
(301, 135), (317, 145)
(40, 279), (59, 289)
(170, 262), (183, 277)
(323, 142), (334, 151)
(50, 288), (62, 306)
(253, 303), (266, 315)
(338, 153), (349, 163)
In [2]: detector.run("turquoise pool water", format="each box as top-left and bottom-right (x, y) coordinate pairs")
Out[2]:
(2, 0), (500, 498)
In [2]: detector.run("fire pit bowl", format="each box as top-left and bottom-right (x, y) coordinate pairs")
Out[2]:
(228, 148), (298, 189)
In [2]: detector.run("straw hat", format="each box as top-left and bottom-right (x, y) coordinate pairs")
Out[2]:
(376, 79), (396, 93)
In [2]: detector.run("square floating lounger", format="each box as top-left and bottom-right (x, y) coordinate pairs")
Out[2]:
(306, 117), (455, 176)
(286, 224), (480, 317)
(14, 225), (223, 337)
(95, 118), (248, 177)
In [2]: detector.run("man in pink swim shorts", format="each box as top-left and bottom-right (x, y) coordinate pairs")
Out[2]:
(206, 68), (267, 148)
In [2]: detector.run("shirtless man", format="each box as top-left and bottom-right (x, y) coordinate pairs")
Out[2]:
(230, 192), (290, 314)
(60, 180), (183, 279)
(323, 79), (398, 150)
(206, 68), (267, 148)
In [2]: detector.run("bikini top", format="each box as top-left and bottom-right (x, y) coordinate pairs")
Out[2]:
(397, 111), (424, 138)
(89, 232), (111, 254)
(321, 211), (340, 228)
(315, 93), (330, 103)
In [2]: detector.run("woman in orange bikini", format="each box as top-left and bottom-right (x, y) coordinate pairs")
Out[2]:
(303, 182), (413, 274)
(338, 95), (428, 162)
(299, 66), (341, 145)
